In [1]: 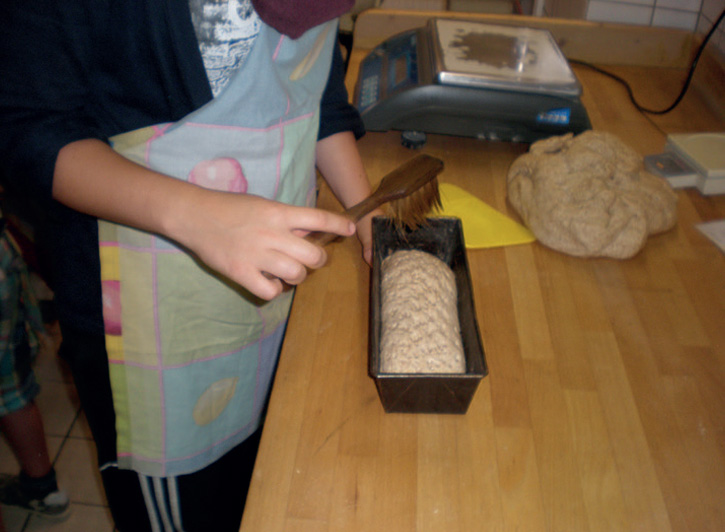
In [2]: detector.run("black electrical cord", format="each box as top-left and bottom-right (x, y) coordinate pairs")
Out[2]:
(568, 8), (725, 115)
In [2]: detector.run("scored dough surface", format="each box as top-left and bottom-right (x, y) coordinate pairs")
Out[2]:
(380, 249), (465, 373)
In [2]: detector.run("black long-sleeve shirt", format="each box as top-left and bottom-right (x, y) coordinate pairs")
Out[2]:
(0, 0), (364, 334)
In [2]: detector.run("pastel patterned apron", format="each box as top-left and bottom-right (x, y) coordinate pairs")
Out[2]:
(98, 20), (337, 477)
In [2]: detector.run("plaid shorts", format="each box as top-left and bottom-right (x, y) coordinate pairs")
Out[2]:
(1, 221), (42, 416)
(0, 327), (40, 416)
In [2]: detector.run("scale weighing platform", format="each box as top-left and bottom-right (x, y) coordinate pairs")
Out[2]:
(354, 18), (591, 147)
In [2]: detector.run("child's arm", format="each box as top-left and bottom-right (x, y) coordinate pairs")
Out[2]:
(315, 131), (381, 265)
(53, 138), (356, 300)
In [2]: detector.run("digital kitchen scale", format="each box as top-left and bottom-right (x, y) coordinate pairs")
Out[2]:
(354, 19), (591, 146)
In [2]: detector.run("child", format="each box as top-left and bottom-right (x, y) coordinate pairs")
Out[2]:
(0, 1), (374, 530)
(0, 217), (70, 521)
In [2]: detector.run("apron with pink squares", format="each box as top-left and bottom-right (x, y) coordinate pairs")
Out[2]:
(98, 19), (337, 477)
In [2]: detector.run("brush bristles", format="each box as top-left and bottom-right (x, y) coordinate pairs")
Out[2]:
(388, 178), (442, 230)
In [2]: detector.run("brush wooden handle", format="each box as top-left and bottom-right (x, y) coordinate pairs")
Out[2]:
(306, 197), (381, 247)
(306, 226), (351, 247)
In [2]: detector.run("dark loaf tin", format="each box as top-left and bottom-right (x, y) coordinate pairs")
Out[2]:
(369, 216), (488, 414)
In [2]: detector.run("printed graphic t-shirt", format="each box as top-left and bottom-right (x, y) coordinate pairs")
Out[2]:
(189, 0), (261, 97)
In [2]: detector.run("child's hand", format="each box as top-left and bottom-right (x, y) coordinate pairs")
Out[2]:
(314, 131), (379, 267)
(355, 209), (384, 267)
(171, 190), (356, 300)
(52, 139), (356, 300)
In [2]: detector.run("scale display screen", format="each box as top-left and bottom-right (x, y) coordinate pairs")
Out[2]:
(358, 31), (420, 112)
(393, 54), (409, 86)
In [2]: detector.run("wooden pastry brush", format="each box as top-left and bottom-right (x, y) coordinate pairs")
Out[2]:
(307, 154), (444, 246)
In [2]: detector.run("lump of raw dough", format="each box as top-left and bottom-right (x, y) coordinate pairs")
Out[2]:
(507, 131), (677, 259)
(380, 250), (465, 374)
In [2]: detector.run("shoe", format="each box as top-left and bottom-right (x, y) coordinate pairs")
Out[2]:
(0, 473), (71, 520)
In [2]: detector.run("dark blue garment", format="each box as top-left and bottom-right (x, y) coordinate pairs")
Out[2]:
(0, 0), (363, 335)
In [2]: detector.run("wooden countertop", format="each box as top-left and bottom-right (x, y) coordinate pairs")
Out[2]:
(240, 11), (725, 532)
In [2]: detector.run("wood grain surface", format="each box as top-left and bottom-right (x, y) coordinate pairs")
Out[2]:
(240, 12), (725, 532)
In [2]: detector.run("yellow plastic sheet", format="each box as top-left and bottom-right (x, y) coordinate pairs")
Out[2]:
(434, 183), (535, 249)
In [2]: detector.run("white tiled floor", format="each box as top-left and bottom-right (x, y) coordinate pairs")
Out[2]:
(0, 323), (116, 532)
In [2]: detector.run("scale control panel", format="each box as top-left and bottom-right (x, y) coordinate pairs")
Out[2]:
(357, 30), (423, 113)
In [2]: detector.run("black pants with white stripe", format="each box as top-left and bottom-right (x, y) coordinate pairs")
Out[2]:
(60, 326), (262, 532)
(101, 430), (261, 532)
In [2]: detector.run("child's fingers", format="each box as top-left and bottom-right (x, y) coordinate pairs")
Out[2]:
(179, 195), (357, 299)
(262, 249), (315, 286)
(289, 206), (356, 238)
(237, 242), (325, 299)
(248, 272), (285, 301)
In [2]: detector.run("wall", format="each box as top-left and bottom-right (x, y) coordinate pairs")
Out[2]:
(698, 0), (725, 58)
(541, 0), (725, 56)
(377, 0), (516, 11)
(374, 0), (725, 57)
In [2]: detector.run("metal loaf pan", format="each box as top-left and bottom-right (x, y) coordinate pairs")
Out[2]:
(369, 216), (488, 414)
